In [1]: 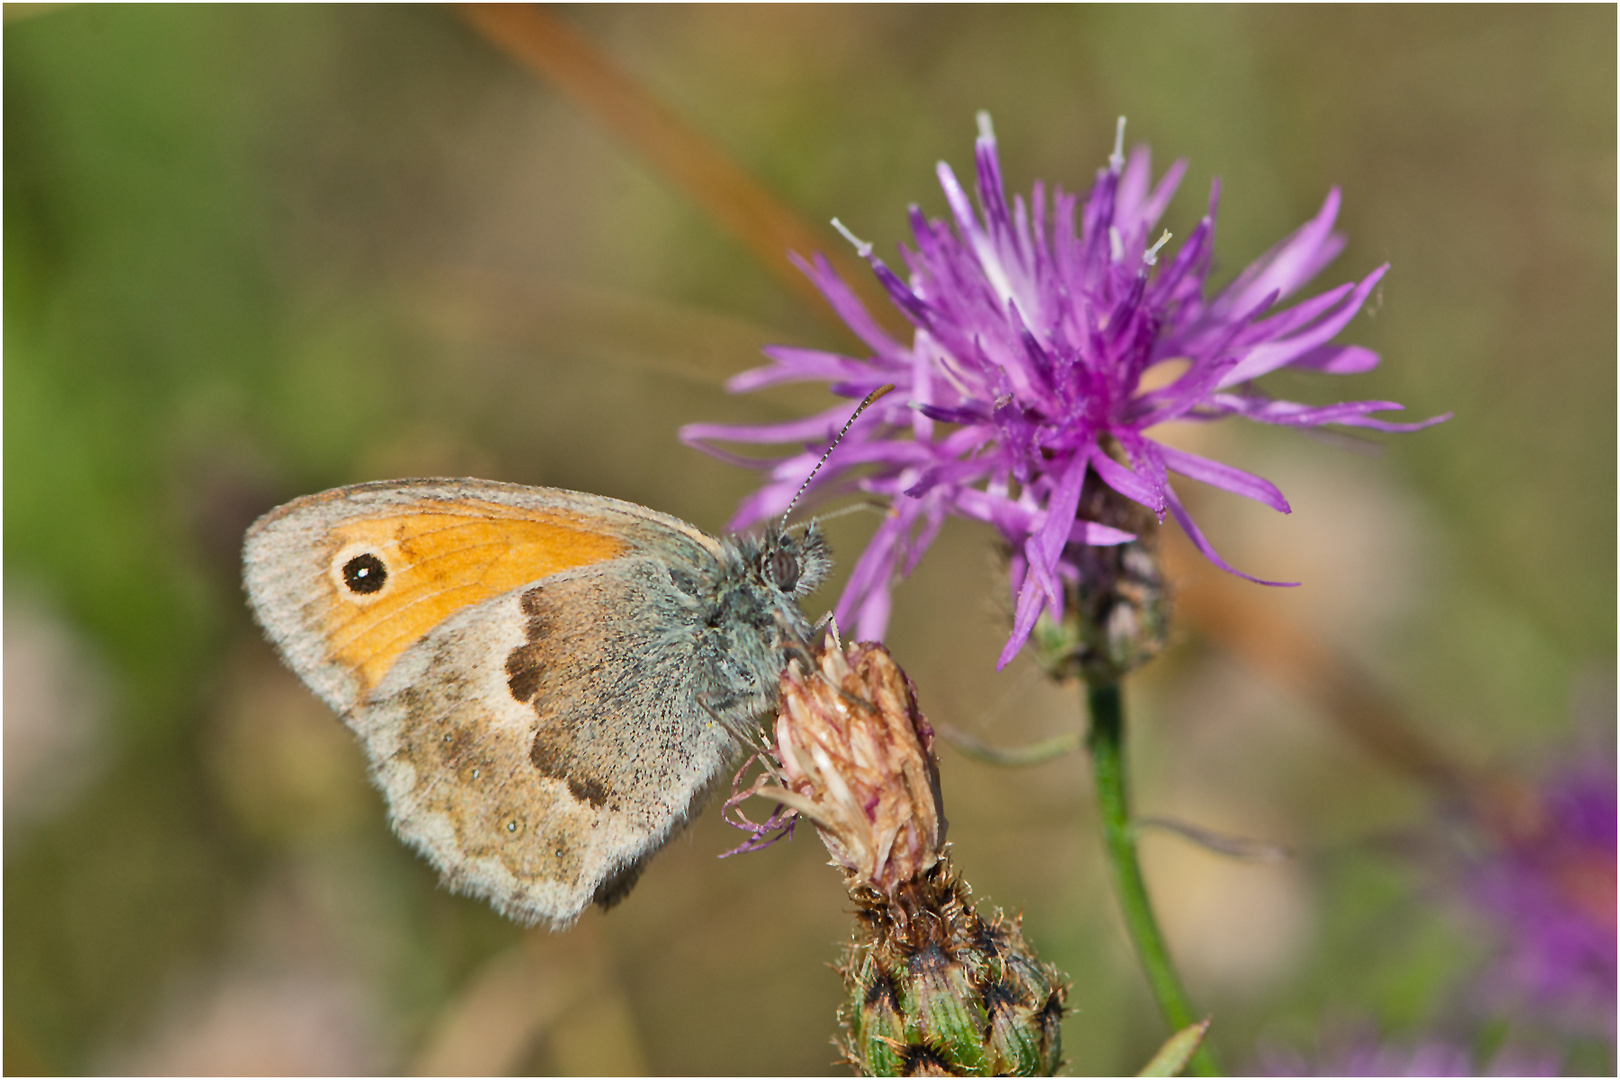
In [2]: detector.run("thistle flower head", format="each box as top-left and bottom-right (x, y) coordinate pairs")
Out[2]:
(684, 114), (1448, 668)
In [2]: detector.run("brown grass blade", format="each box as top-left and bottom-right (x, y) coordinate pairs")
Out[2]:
(457, 3), (904, 339)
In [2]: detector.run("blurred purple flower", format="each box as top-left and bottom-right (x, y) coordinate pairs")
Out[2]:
(1468, 759), (1617, 1037)
(683, 115), (1447, 667)
(1258, 1024), (1561, 1077)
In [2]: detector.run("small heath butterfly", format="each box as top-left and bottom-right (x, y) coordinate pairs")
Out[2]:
(242, 480), (830, 927)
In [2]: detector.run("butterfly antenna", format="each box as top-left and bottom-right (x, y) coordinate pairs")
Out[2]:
(780, 384), (895, 528)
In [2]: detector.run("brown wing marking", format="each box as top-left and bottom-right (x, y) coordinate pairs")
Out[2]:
(322, 503), (629, 696)
(405, 698), (596, 896)
(358, 587), (654, 923)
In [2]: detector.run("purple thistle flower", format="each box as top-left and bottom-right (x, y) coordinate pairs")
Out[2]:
(1466, 758), (1617, 1038)
(683, 115), (1447, 668)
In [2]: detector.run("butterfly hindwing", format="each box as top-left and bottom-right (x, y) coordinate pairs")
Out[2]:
(351, 556), (738, 925)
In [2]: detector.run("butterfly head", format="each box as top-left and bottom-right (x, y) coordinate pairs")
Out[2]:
(756, 520), (831, 601)
(695, 522), (832, 715)
(712, 521), (831, 651)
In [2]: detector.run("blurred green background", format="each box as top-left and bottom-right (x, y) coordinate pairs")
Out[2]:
(5, 5), (1613, 1075)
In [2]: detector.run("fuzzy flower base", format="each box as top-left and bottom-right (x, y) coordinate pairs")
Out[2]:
(839, 856), (1067, 1077)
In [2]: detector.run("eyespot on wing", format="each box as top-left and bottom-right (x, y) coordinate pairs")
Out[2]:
(242, 482), (686, 709)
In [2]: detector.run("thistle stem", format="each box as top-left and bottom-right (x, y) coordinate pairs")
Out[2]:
(1085, 679), (1220, 1076)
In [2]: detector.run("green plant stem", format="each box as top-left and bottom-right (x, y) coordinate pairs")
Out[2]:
(1086, 679), (1220, 1077)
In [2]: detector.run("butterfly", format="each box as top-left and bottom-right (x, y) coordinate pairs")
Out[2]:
(243, 479), (829, 927)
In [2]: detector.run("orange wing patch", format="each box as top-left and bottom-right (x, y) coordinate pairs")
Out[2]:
(322, 502), (628, 695)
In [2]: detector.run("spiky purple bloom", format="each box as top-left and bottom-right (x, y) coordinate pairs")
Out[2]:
(1467, 759), (1617, 1038)
(684, 115), (1446, 667)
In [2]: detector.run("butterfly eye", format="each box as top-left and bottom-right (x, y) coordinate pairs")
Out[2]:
(765, 548), (800, 592)
(342, 552), (388, 595)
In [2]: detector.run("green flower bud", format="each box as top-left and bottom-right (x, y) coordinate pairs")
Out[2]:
(840, 859), (1066, 1076)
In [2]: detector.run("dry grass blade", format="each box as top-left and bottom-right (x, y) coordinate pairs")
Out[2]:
(935, 723), (1085, 768)
(1164, 530), (1550, 845)
(457, 3), (903, 338)
(1165, 530), (1467, 793)
(1135, 816), (1293, 864)
(409, 264), (815, 406)
(411, 924), (646, 1075)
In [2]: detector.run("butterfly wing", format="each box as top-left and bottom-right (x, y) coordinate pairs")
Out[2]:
(243, 478), (716, 713)
(242, 479), (730, 925)
(357, 556), (739, 925)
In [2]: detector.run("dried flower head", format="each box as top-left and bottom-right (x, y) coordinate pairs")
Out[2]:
(726, 637), (1066, 1076)
(736, 638), (945, 894)
(684, 114), (1448, 668)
